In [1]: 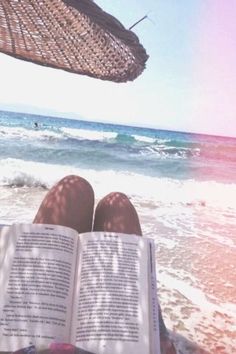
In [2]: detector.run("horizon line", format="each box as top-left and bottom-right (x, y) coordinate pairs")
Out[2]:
(1, 106), (236, 140)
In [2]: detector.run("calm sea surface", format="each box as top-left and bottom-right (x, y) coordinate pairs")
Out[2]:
(0, 110), (236, 353)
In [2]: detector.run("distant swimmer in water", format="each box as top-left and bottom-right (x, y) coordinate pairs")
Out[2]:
(34, 122), (39, 129)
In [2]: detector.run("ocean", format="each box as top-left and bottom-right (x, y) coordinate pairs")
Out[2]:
(0, 109), (235, 353)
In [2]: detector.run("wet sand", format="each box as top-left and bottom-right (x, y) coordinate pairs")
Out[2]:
(138, 201), (236, 354)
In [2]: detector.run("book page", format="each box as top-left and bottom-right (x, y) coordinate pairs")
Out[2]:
(71, 232), (151, 354)
(0, 223), (78, 352)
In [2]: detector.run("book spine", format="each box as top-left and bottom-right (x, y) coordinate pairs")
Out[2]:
(149, 240), (161, 354)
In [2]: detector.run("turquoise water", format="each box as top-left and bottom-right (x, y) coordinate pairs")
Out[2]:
(0, 110), (236, 353)
(1, 109), (236, 183)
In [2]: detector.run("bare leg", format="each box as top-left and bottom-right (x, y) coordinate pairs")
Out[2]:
(93, 192), (176, 354)
(93, 192), (142, 235)
(33, 175), (94, 233)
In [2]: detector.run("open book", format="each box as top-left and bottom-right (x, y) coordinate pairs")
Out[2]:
(0, 224), (160, 354)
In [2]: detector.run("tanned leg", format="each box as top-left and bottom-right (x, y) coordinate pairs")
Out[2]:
(34, 175), (94, 234)
(93, 192), (142, 235)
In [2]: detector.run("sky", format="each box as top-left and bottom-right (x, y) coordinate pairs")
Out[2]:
(0, 0), (236, 137)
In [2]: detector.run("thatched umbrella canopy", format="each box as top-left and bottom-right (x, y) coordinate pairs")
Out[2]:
(0, 0), (149, 82)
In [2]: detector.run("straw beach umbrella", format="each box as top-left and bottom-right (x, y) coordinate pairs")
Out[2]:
(0, 0), (148, 82)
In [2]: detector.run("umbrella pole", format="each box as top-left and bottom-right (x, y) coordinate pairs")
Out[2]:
(129, 15), (148, 30)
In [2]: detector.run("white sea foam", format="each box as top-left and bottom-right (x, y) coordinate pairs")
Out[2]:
(1, 158), (236, 210)
(159, 268), (228, 313)
(157, 266), (236, 354)
(143, 144), (200, 159)
(0, 126), (61, 140)
(132, 134), (156, 143)
(0, 125), (118, 142)
(0, 158), (73, 188)
(1, 125), (172, 145)
(60, 127), (117, 141)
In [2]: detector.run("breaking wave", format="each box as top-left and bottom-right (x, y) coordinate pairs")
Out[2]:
(1, 158), (236, 209)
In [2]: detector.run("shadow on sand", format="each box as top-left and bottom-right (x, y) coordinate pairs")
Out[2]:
(170, 331), (210, 354)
